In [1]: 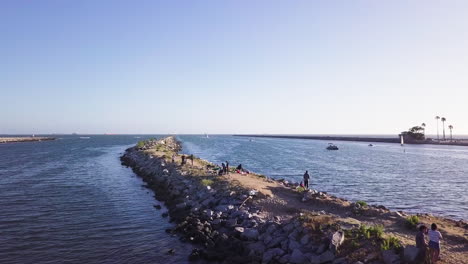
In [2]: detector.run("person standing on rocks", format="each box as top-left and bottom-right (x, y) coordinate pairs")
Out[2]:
(416, 225), (428, 262)
(225, 161), (229, 175)
(428, 223), (443, 263)
(189, 154), (194, 166)
(181, 155), (186, 165)
(303, 170), (310, 189)
(221, 163), (226, 175)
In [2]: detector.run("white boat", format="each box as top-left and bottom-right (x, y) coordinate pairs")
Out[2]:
(79, 137), (90, 139)
(204, 133), (209, 138)
(400, 135), (404, 146)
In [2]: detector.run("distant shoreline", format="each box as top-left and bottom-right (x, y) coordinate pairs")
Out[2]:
(0, 137), (56, 144)
(234, 134), (468, 146)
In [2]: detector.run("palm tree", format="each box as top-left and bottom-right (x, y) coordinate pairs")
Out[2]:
(441, 117), (446, 141)
(435, 116), (440, 142)
(449, 125), (454, 142)
(421, 123), (426, 136)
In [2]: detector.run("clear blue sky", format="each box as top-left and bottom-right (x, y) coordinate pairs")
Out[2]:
(2, 1), (467, 135)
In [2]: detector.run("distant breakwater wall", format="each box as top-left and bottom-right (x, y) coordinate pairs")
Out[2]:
(235, 135), (468, 147)
(120, 137), (352, 263)
(0, 137), (55, 144)
(235, 135), (400, 144)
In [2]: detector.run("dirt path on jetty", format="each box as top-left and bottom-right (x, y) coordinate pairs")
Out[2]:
(134, 137), (467, 264)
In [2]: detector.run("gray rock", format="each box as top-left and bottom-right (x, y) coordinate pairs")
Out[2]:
(263, 235), (273, 245)
(332, 257), (347, 264)
(267, 236), (285, 248)
(247, 241), (265, 256)
(404, 245), (419, 263)
(300, 234), (310, 245)
(262, 248), (285, 263)
(309, 254), (321, 264)
(281, 239), (289, 251)
(316, 243), (327, 254)
(241, 228), (259, 240)
(283, 223), (295, 233)
(278, 254), (290, 264)
(288, 239), (301, 251)
(289, 248), (306, 263)
(382, 250), (401, 264)
(225, 218), (237, 228)
(319, 250), (335, 263)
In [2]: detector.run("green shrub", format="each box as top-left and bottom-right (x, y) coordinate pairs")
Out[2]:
(296, 186), (306, 193)
(359, 224), (384, 239)
(381, 236), (402, 251)
(406, 215), (420, 229)
(136, 141), (145, 149)
(201, 179), (214, 186)
(356, 200), (367, 207)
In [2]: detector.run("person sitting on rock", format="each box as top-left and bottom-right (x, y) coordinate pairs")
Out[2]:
(416, 225), (428, 262)
(428, 223), (443, 263)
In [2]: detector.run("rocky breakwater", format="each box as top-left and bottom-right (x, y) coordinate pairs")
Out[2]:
(0, 137), (55, 143)
(121, 137), (468, 264)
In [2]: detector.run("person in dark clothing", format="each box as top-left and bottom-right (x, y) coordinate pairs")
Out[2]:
(181, 155), (186, 165)
(236, 164), (243, 171)
(171, 154), (175, 163)
(225, 161), (229, 175)
(303, 171), (310, 189)
(221, 163), (226, 175)
(189, 154), (194, 166)
(416, 225), (428, 263)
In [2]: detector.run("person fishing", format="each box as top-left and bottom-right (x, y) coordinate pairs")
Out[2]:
(303, 170), (310, 189)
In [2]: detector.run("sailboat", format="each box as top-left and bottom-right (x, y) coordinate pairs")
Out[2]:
(204, 133), (209, 139)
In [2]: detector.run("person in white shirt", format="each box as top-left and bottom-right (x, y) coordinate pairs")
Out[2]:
(428, 223), (443, 263)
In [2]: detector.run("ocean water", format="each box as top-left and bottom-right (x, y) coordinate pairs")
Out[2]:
(0, 135), (190, 264)
(179, 135), (468, 220)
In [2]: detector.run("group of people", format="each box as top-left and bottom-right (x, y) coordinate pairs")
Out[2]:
(416, 223), (443, 263)
(177, 154), (194, 166)
(219, 161), (230, 175)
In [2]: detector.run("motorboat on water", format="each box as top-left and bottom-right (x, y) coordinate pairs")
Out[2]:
(326, 143), (339, 150)
(368, 144), (373, 147)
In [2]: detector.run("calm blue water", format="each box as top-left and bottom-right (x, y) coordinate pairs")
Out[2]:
(0, 135), (190, 264)
(179, 135), (468, 220)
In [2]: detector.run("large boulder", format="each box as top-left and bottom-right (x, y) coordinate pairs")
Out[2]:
(262, 248), (285, 263)
(289, 248), (307, 263)
(382, 250), (401, 264)
(241, 228), (259, 241)
(403, 245), (420, 263)
(319, 250), (335, 263)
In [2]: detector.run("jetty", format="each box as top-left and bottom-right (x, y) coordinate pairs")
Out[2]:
(0, 137), (55, 144)
(121, 136), (467, 264)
